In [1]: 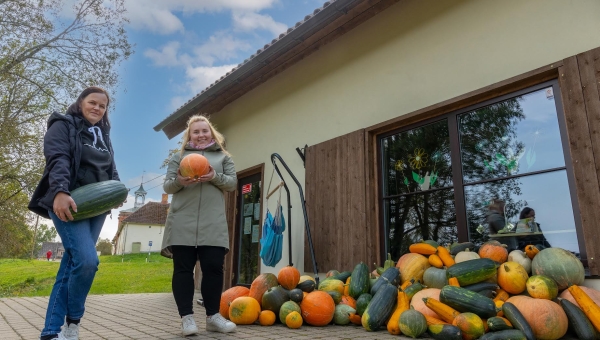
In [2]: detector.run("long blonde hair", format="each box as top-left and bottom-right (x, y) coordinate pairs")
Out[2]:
(179, 114), (230, 157)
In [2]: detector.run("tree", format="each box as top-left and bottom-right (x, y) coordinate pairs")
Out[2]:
(0, 0), (133, 258)
(32, 223), (58, 257)
(96, 238), (112, 255)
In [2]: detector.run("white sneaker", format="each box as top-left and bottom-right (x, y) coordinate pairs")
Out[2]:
(206, 313), (236, 333)
(43, 333), (67, 340)
(61, 323), (79, 340)
(181, 314), (198, 336)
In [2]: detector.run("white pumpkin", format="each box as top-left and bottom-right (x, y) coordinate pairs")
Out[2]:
(508, 250), (532, 274)
(454, 248), (480, 263)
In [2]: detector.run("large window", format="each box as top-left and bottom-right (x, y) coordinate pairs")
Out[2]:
(380, 81), (582, 260)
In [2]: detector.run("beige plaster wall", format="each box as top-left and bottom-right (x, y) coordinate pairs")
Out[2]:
(210, 0), (600, 275)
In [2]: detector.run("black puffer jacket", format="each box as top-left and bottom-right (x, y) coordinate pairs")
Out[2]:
(28, 112), (119, 219)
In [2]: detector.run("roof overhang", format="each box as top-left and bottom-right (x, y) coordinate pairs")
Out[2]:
(154, 0), (401, 139)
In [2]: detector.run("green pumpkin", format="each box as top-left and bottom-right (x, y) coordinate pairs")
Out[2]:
(423, 267), (448, 289)
(333, 304), (356, 325)
(261, 286), (289, 316)
(278, 300), (301, 323)
(531, 248), (584, 290)
(399, 309), (427, 338)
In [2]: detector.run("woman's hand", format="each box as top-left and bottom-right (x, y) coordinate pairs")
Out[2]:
(53, 192), (77, 222)
(177, 170), (196, 186)
(197, 166), (216, 182)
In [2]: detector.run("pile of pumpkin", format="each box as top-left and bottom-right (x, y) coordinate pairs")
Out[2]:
(219, 240), (600, 339)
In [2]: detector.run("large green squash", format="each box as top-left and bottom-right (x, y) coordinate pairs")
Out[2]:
(349, 262), (370, 299)
(361, 283), (397, 331)
(370, 267), (400, 295)
(446, 258), (497, 286)
(531, 248), (584, 290)
(70, 180), (127, 221)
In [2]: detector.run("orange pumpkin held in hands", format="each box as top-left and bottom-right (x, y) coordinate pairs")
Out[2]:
(179, 153), (210, 178)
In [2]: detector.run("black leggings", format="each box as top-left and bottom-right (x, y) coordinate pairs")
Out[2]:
(171, 245), (226, 317)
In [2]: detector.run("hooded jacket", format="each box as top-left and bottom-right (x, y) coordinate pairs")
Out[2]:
(161, 144), (236, 250)
(28, 111), (119, 219)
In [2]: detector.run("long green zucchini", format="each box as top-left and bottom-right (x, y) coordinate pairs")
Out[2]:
(348, 262), (370, 299)
(558, 298), (597, 340)
(361, 283), (397, 331)
(439, 286), (497, 318)
(70, 180), (128, 221)
(479, 329), (526, 340)
(446, 258), (497, 286)
(502, 302), (535, 340)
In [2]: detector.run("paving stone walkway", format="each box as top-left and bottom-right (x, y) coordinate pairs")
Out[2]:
(0, 293), (414, 339)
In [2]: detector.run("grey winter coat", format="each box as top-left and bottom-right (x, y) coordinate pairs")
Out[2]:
(161, 144), (237, 251)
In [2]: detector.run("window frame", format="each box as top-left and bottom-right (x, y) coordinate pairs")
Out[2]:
(377, 79), (586, 263)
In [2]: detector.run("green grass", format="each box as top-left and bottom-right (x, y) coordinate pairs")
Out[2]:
(0, 253), (173, 297)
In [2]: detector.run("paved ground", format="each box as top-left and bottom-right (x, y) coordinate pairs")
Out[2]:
(0, 293), (415, 340)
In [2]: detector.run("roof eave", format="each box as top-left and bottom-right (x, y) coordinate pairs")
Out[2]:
(154, 0), (365, 138)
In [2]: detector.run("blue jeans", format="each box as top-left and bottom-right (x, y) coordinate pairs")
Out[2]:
(40, 211), (106, 337)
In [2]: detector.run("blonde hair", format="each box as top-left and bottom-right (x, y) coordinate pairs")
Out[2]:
(180, 114), (230, 158)
(488, 199), (505, 214)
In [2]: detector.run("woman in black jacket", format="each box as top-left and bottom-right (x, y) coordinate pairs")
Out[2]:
(29, 87), (120, 340)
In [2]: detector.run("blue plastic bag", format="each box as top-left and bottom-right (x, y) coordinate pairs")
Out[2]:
(259, 204), (285, 267)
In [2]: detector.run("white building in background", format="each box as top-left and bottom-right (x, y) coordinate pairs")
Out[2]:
(113, 194), (170, 255)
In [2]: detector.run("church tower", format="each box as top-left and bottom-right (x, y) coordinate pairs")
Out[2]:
(134, 183), (147, 209)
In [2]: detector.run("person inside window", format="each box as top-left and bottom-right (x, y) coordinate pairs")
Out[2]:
(517, 207), (551, 249)
(486, 199), (507, 234)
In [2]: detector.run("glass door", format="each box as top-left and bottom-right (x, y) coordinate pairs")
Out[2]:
(234, 173), (261, 286)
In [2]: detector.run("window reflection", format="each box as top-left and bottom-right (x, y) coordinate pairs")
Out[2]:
(464, 171), (579, 255)
(459, 87), (565, 183)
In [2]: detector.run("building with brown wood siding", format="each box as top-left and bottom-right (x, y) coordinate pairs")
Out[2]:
(155, 0), (600, 289)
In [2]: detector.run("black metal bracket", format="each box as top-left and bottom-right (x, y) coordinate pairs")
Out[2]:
(295, 144), (307, 167)
(271, 153), (319, 285)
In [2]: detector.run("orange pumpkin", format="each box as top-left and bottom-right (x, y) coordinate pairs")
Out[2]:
(278, 266), (300, 290)
(349, 312), (362, 325)
(179, 153), (210, 178)
(396, 253), (431, 284)
(299, 291), (335, 326)
(286, 311), (303, 329)
(248, 273), (278, 307)
(558, 285), (600, 309)
(339, 295), (357, 310)
(478, 241), (508, 263)
(258, 310), (276, 326)
(452, 312), (485, 340)
(506, 295), (568, 339)
(410, 288), (442, 318)
(497, 261), (529, 294)
(219, 286), (250, 319)
(228, 296), (261, 325)
(525, 244), (540, 259)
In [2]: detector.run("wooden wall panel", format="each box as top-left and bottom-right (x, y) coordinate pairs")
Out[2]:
(223, 190), (237, 289)
(558, 51), (600, 275)
(305, 129), (375, 273)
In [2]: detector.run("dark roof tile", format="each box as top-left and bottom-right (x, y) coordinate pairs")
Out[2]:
(122, 202), (170, 225)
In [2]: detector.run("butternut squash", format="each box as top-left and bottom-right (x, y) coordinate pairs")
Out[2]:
(386, 290), (410, 335)
(567, 284), (600, 332)
(423, 297), (461, 323)
(409, 242), (438, 255)
(437, 245), (455, 267)
(428, 254), (444, 268)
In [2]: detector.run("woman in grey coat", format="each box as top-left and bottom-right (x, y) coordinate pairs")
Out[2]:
(162, 115), (237, 336)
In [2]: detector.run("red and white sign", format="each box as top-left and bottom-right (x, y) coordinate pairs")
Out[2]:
(242, 183), (252, 194)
